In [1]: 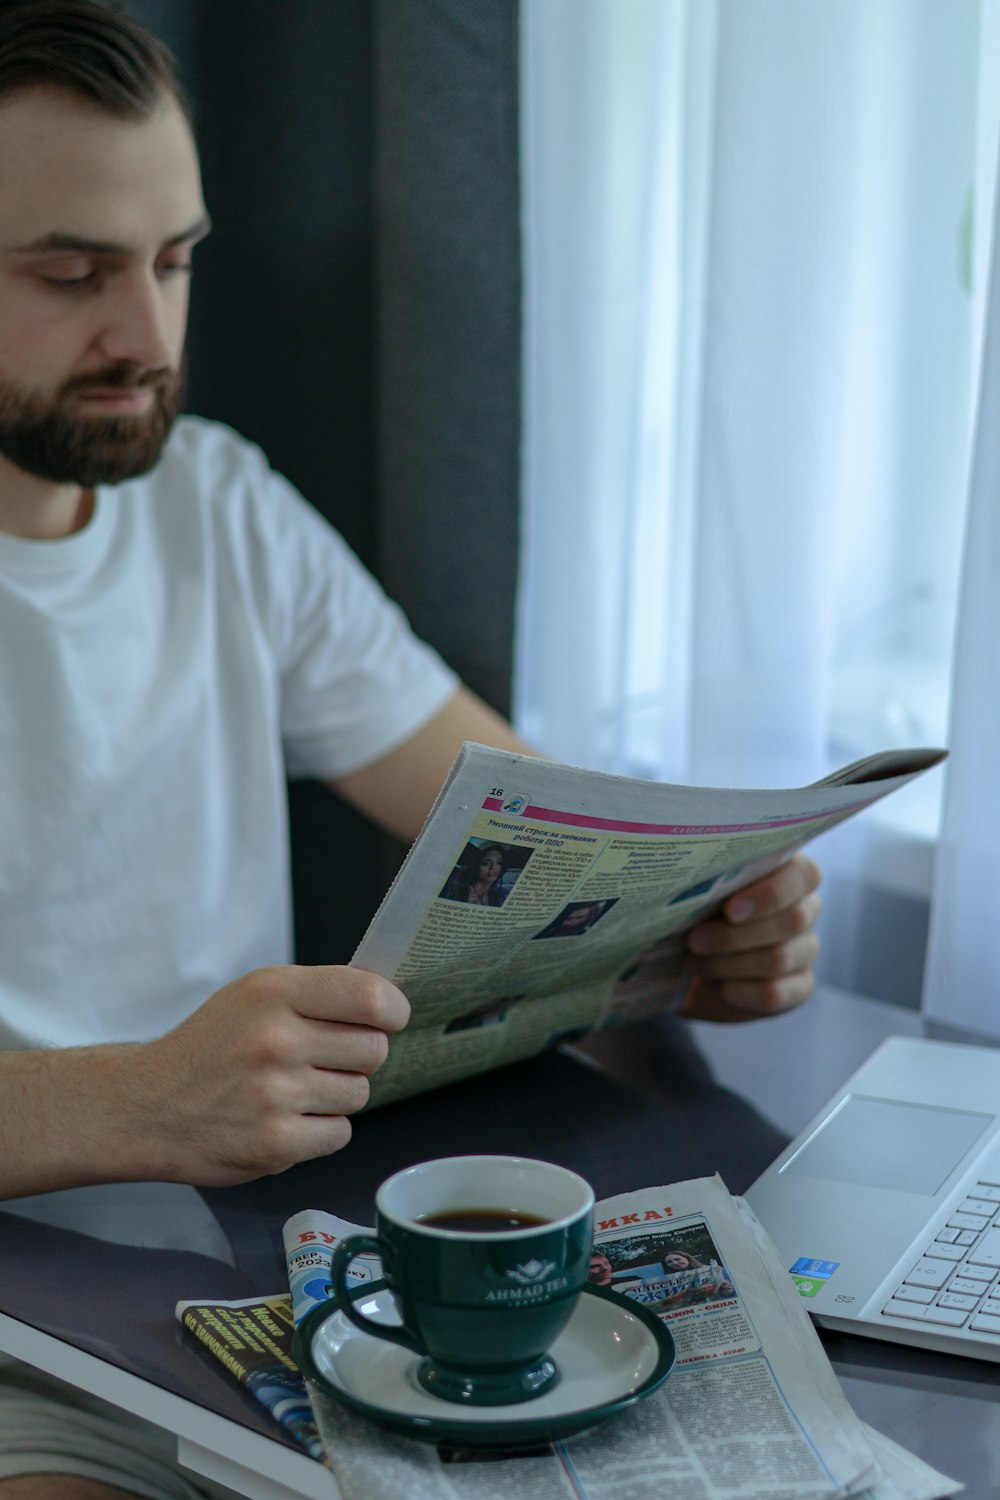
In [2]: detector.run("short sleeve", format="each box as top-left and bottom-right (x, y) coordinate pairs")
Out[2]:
(213, 431), (459, 780)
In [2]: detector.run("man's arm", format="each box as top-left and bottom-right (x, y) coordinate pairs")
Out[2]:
(0, 688), (518, 1201)
(0, 966), (409, 1199)
(328, 685), (535, 843)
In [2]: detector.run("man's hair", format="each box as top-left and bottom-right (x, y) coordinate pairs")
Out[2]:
(0, 0), (188, 120)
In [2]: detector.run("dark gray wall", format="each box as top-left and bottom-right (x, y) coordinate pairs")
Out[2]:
(127, 1), (378, 563)
(375, 0), (522, 706)
(124, 1), (522, 962)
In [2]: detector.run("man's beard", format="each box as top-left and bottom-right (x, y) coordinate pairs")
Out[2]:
(0, 359), (185, 487)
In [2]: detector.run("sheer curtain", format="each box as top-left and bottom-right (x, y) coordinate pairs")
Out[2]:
(923, 101), (1000, 1036)
(517, 0), (1000, 1010)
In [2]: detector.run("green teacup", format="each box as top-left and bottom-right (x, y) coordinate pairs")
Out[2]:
(330, 1155), (595, 1406)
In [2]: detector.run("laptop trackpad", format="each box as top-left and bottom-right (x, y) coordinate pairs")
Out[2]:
(781, 1095), (993, 1196)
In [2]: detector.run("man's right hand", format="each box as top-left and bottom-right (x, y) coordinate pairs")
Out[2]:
(0, 966), (409, 1198)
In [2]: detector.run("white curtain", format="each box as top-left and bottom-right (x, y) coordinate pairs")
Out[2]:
(923, 77), (1000, 1036)
(517, 0), (1000, 1011)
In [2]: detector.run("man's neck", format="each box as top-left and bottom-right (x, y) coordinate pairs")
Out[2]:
(0, 459), (92, 540)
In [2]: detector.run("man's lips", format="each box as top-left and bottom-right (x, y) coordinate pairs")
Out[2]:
(74, 387), (157, 412)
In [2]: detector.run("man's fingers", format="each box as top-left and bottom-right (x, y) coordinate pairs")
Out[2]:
(720, 853), (821, 925)
(263, 965), (411, 1034)
(679, 967), (816, 1022)
(300, 1066), (374, 1116)
(232, 1110), (358, 1179)
(296, 1019), (391, 1077)
(688, 926), (820, 980)
(293, 1114), (355, 1162)
(676, 854), (822, 1026)
(688, 891), (822, 957)
(145, 963), (414, 1186)
(233, 991), (399, 1078)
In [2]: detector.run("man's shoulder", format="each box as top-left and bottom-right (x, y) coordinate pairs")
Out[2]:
(159, 414), (269, 480)
(144, 415), (334, 560)
(144, 416), (289, 529)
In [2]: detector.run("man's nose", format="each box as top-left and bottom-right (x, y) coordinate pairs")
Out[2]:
(97, 272), (175, 370)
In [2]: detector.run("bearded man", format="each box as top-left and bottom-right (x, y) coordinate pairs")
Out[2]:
(0, 5), (820, 1496)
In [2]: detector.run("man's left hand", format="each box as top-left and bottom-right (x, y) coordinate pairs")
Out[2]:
(681, 852), (821, 1022)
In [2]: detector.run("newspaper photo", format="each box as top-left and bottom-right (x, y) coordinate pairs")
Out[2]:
(280, 1177), (959, 1500)
(350, 743), (946, 1108)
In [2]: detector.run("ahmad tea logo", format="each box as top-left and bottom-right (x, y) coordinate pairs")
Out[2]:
(507, 1257), (557, 1284)
(484, 1259), (567, 1303)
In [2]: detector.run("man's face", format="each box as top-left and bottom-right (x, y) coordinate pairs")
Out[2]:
(560, 904), (599, 932)
(588, 1253), (613, 1286)
(0, 85), (208, 489)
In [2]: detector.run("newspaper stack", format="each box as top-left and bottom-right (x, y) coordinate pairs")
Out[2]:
(282, 1176), (960, 1500)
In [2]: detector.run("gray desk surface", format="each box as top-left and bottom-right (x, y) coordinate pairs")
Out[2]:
(0, 986), (996, 1498)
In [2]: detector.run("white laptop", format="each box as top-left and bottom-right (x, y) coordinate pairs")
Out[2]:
(746, 1034), (1000, 1362)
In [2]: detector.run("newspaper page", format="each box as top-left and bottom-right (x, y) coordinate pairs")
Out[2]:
(351, 744), (946, 1108)
(281, 1178), (959, 1500)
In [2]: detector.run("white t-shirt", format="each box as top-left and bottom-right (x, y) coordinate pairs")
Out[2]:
(0, 417), (457, 1052)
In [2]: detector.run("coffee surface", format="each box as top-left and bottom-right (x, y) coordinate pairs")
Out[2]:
(415, 1208), (551, 1233)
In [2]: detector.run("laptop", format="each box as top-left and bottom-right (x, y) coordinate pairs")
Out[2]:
(745, 1034), (1000, 1361)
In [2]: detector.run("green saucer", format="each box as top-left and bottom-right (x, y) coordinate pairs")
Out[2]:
(293, 1281), (676, 1450)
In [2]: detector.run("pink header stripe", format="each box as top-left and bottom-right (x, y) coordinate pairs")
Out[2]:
(481, 795), (870, 836)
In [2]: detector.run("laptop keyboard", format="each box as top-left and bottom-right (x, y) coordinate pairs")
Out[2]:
(883, 1179), (1000, 1334)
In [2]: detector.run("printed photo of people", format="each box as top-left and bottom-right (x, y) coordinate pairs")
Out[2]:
(668, 872), (722, 905)
(438, 838), (533, 908)
(587, 1225), (735, 1313)
(533, 897), (618, 939)
(443, 996), (521, 1034)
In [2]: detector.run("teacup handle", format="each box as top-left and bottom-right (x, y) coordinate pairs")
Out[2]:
(331, 1233), (424, 1356)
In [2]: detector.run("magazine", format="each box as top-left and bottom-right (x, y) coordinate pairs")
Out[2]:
(350, 743), (947, 1108)
(174, 1176), (959, 1499)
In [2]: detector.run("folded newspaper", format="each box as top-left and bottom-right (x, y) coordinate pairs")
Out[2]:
(175, 1175), (959, 1499)
(174, 1292), (327, 1464)
(350, 743), (947, 1108)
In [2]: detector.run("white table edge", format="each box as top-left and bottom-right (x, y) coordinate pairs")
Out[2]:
(0, 1309), (340, 1500)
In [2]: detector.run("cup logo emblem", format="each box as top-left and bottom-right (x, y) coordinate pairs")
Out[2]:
(484, 1257), (569, 1303)
(506, 1258), (557, 1284)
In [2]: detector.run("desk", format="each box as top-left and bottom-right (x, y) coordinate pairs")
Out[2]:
(0, 987), (996, 1498)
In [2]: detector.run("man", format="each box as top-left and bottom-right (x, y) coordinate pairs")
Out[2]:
(0, 3), (820, 1495)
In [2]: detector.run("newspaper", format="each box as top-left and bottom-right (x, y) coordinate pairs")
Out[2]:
(175, 1292), (327, 1464)
(351, 744), (946, 1108)
(280, 1177), (960, 1500)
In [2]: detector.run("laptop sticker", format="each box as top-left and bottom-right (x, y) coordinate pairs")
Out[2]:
(789, 1258), (839, 1297)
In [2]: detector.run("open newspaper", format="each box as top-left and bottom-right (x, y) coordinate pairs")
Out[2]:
(352, 744), (946, 1108)
(274, 1176), (958, 1500)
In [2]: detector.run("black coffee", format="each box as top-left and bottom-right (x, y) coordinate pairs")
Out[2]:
(416, 1208), (551, 1233)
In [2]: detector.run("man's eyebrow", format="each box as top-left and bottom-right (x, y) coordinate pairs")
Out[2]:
(5, 213), (213, 257)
